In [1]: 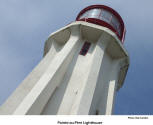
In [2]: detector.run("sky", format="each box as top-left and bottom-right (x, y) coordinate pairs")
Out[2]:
(0, 0), (153, 115)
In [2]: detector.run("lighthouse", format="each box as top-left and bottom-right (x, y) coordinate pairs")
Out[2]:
(0, 5), (129, 115)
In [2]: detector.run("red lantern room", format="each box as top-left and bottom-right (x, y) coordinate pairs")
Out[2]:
(76, 5), (126, 43)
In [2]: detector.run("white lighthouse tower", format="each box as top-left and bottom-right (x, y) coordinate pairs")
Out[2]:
(0, 5), (129, 115)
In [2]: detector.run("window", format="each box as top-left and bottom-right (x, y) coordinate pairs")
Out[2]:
(110, 15), (121, 36)
(79, 11), (89, 19)
(80, 42), (91, 56)
(100, 10), (112, 23)
(111, 15), (119, 30)
(88, 9), (101, 18)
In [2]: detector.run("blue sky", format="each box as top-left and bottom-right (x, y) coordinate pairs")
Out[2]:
(0, 0), (153, 115)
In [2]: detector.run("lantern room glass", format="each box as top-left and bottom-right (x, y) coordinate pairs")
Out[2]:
(78, 8), (122, 36)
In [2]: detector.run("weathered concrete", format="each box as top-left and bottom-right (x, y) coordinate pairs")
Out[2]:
(0, 21), (129, 115)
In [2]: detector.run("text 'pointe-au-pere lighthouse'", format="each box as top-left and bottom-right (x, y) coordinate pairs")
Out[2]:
(0, 5), (129, 115)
